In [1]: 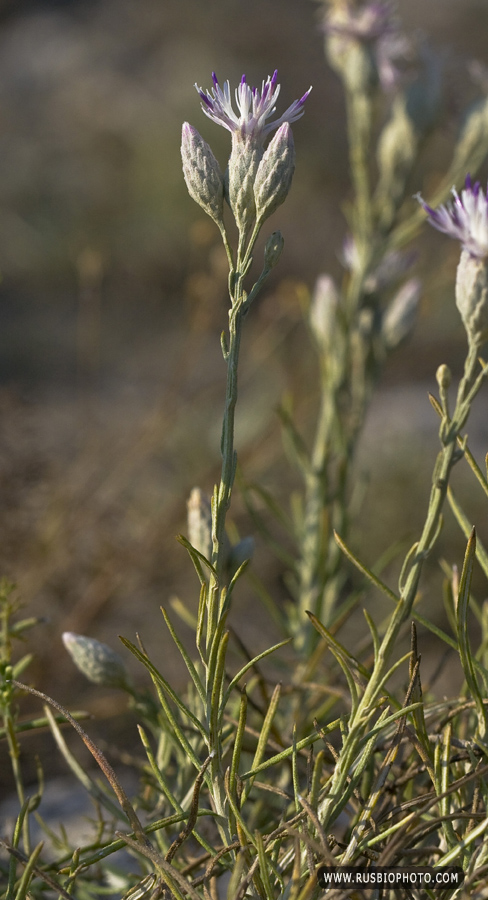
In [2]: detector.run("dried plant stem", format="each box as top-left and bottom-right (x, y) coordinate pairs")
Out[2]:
(11, 680), (157, 862)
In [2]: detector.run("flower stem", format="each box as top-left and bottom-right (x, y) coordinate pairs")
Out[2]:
(212, 305), (243, 581)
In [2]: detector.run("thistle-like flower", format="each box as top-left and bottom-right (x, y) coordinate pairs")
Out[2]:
(417, 176), (488, 345)
(191, 71), (311, 232)
(324, 1), (394, 43)
(323, 0), (410, 91)
(195, 71), (312, 146)
(416, 176), (488, 260)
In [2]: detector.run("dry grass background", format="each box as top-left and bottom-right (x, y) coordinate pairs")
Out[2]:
(1, 0), (488, 792)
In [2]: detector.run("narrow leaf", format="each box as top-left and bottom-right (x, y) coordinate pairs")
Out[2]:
(176, 534), (217, 585)
(120, 638), (208, 750)
(222, 638), (291, 710)
(456, 528), (488, 737)
(448, 487), (488, 580)
(160, 607), (205, 703)
(334, 531), (399, 603)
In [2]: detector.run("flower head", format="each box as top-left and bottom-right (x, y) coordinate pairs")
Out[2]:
(323, 1), (394, 43)
(195, 71), (312, 144)
(323, 1), (410, 91)
(416, 175), (488, 260)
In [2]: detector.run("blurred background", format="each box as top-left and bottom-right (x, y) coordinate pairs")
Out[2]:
(1, 0), (488, 790)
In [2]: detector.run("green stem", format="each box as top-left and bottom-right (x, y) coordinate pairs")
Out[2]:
(206, 221), (267, 847)
(319, 340), (483, 832)
(212, 305), (244, 582)
(296, 366), (334, 652)
(346, 89), (373, 242)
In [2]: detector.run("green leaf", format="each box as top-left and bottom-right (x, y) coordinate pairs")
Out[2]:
(255, 830), (274, 900)
(176, 534), (217, 586)
(169, 595), (198, 630)
(229, 690), (247, 797)
(15, 843), (47, 900)
(242, 727), (335, 781)
(160, 607), (205, 703)
(277, 400), (311, 474)
(221, 638), (291, 711)
(456, 528), (488, 739)
(242, 683), (282, 801)
(334, 531), (400, 604)
(448, 487), (488, 580)
(307, 611), (370, 718)
(120, 638), (208, 766)
(414, 610), (488, 683)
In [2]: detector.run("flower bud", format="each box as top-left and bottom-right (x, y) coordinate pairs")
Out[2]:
(254, 123), (295, 224)
(264, 231), (284, 270)
(187, 487), (213, 560)
(181, 123), (224, 224)
(376, 95), (418, 215)
(436, 364), (451, 392)
(309, 275), (339, 350)
(381, 278), (420, 349)
(455, 250), (488, 347)
(63, 632), (130, 690)
(226, 139), (262, 233)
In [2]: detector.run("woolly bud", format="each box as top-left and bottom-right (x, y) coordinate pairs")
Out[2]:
(309, 275), (339, 350)
(187, 487), (213, 560)
(264, 231), (284, 270)
(181, 123), (224, 224)
(455, 250), (488, 347)
(254, 123), (295, 224)
(226, 139), (262, 233)
(62, 632), (130, 690)
(382, 278), (421, 349)
(376, 95), (418, 219)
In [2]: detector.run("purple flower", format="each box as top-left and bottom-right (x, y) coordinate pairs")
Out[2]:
(323, 1), (410, 91)
(195, 71), (312, 144)
(323, 1), (394, 42)
(416, 176), (488, 260)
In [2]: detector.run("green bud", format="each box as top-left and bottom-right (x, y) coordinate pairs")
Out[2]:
(187, 487), (213, 560)
(376, 95), (418, 218)
(181, 123), (224, 224)
(226, 139), (262, 233)
(254, 123), (295, 224)
(436, 364), (451, 392)
(63, 632), (130, 690)
(264, 231), (284, 270)
(382, 278), (420, 350)
(309, 274), (339, 350)
(456, 250), (488, 347)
